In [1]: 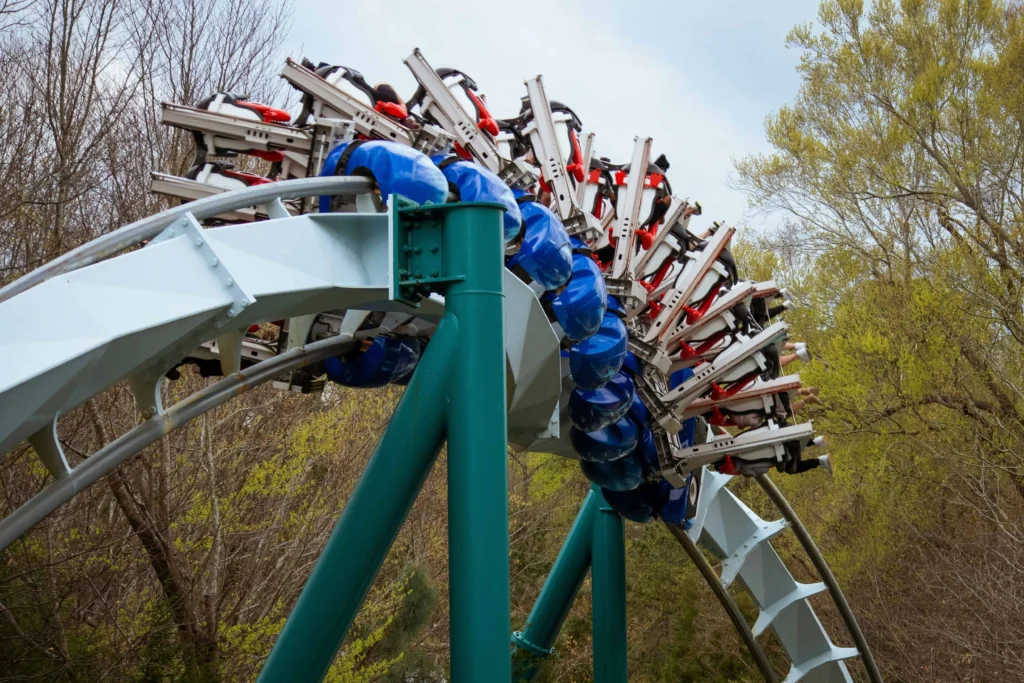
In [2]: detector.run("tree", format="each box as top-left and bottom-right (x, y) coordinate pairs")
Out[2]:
(734, 2), (1024, 679)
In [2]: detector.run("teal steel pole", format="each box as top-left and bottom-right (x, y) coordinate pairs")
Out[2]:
(257, 317), (458, 682)
(512, 490), (599, 682)
(590, 486), (628, 683)
(442, 203), (512, 682)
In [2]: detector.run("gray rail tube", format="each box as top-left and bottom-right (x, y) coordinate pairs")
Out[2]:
(0, 335), (357, 551)
(664, 522), (778, 683)
(0, 176), (374, 303)
(754, 474), (883, 683)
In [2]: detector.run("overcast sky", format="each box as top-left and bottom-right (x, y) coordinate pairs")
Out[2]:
(283, 0), (821, 232)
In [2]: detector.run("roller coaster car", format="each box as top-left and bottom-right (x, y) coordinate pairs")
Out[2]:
(677, 375), (801, 422)
(579, 157), (617, 239)
(715, 423), (829, 477)
(168, 334), (281, 380)
(511, 97), (585, 172)
(162, 93), (312, 180)
(660, 274), (794, 369)
(588, 156), (672, 259)
(634, 203), (701, 284)
(184, 161), (273, 192)
(195, 92), (292, 124)
(295, 60), (410, 124)
(670, 420), (820, 477)
(661, 321), (789, 414)
(643, 226), (738, 347)
(407, 67), (499, 138)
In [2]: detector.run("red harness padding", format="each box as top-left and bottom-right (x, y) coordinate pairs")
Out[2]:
(716, 455), (737, 475)
(677, 331), (729, 361)
(247, 149), (286, 163)
(223, 169), (273, 186)
(237, 101), (291, 124)
(682, 281), (722, 325)
(466, 90), (499, 136)
(374, 100), (409, 120)
(709, 374), (758, 402)
(564, 129), (585, 183)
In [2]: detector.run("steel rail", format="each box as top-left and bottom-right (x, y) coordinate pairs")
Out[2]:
(755, 474), (883, 683)
(664, 522), (779, 683)
(0, 335), (357, 551)
(0, 176), (374, 303)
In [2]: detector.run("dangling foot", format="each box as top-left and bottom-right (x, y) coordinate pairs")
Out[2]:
(799, 385), (820, 397)
(817, 453), (833, 476)
(796, 346), (812, 363)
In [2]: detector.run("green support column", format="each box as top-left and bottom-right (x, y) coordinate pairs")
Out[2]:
(257, 317), (458, 682)
(512, 491), (600, 681)
(442, 203), (512, 682)
(591, 486), (628, 683)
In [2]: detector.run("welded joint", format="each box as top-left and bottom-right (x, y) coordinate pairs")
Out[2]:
(719, 518), (790, 588)
(260, 197), (291, 219)
(27, 417), (72, 480)
(752, 581), (828, 637)
(783, 645), (860, 683)
(687, 469), (733, 542)
(511, 631), (555, 657)
(150, 212), (256, 328)
(128, 371), (165, 420)
(534, 402), (561, 440)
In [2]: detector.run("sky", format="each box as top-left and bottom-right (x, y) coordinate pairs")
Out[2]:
(283, 0), (822, 233)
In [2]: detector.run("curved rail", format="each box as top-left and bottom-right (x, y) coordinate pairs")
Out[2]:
(0, 334), (357, 552)
(0, 176), (374, 303)
(755, 474), (883, 683)
(664, 522), (778, 682)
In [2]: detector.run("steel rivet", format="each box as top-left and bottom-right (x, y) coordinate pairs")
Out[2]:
(194, 238), (203, 246)
(225, 278), (233, 286)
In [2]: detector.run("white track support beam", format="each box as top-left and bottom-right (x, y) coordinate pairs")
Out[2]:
(0, 211), (429, 455)
(691, 469), (858, 683)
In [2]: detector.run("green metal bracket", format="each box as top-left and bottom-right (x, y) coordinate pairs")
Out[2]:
(389, 195), (505, 306)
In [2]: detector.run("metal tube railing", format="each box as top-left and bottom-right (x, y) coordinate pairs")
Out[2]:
(664, 522), (779, 683)
(0, 176), (373, 303)
(755, 474), (883, 683)
(0, 334), (358, 551)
